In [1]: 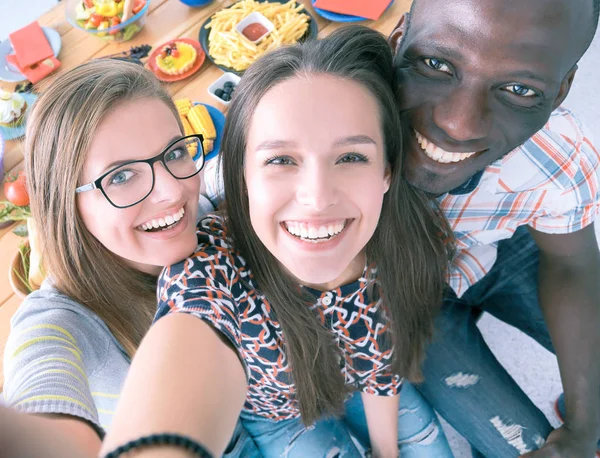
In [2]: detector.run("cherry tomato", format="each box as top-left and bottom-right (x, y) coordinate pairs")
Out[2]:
(89, 13), (104, 28)
(109, 16), (121, 34)
(4, 171), (29, 207)
(84, 0), (94, 8)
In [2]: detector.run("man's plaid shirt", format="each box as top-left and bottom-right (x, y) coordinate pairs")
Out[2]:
(441, 107), (600, 296)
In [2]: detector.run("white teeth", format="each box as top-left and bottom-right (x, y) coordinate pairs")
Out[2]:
(414, 130), (477, 164)
(284, 220), (347, 241)
(173, 208), (184, 222)
(140, 207), (185, 232)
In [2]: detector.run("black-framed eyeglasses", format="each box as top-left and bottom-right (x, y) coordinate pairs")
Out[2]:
(76, 134), (205, 209)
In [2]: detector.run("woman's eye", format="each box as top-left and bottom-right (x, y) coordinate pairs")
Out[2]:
(108, 170), (135, 186)
(423, 58), (452, 74)
(265, 156), (294, 166)
(504, 84), (537, 97)
(165, 147), (185, 162)
(338, 153), (368, 164)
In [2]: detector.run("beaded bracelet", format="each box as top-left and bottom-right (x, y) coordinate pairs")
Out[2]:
(103, 433), (214, 458)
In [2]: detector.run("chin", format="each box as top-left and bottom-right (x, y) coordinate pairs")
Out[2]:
(286, 264), (345, 287)
(164, 240), (198, 266)
(404, 169), (445, 195)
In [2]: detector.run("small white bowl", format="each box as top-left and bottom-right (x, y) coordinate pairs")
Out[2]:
(235, 12), (274, 44)
(207, 72), (242, 106)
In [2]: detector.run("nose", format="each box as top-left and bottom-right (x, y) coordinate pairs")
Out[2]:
(148, 162), (184, 203)
(432, 86), (492, 143)
(295, 163), (338, 212)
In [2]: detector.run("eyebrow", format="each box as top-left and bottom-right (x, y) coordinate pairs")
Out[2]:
(504, 70), (550, 86)
(254, 139), (296, 152)
(99, 135), (182, 174)
(417, 43), (465, 62)
(332, 135), (377, 148)
(254, 135), (377, 152)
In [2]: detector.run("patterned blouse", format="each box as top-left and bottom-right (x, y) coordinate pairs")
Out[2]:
(155, 215), (403, 421)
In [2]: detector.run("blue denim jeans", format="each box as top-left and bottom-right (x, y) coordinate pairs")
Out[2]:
(237, 382), (453, 457)
(417, 226), (560, 457)
(223, 419), (262, 458)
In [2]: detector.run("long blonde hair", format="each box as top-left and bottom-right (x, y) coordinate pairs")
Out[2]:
(25, 59), (180, 356)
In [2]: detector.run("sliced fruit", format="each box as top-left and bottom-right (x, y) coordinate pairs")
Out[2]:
(109, 16), (121, 34)
(89, 13), (104, 27)
(97, 21), (110, 36)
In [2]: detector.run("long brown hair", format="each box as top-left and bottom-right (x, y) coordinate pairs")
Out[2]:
(24, 59), (181, 357)
(221, 25), (454, 424)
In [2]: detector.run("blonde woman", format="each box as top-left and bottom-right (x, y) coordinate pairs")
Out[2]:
(1, 59), (256, 457)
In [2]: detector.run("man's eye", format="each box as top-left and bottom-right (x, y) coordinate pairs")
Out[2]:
(265, 156), (294, 166)
(423, 58), (452, 74)
(504, 84), (537, 97)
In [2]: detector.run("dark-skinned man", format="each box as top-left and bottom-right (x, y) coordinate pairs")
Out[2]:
(389, 0), (600, 456)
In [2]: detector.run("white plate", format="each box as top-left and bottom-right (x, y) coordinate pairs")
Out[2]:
(0, 27), (62, 83)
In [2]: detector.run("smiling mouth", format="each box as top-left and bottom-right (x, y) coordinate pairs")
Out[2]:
(414, 130), (479, 164)
(139, 207), (185, 232)
(283, 220), (349, 243)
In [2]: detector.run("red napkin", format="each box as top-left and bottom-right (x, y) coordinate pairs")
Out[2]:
(8, 21), (54, 68)
(313, 0), (391, 21)
(6, 54), (61, 84)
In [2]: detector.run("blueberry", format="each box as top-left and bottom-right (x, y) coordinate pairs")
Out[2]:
(222, 93), (231, 101)
(223, 87), (232, 95)
(215, 88), (224, 97)
(224, 82), (234, 88)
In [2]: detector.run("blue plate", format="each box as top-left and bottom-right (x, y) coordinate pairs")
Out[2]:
(0, 27), (62, 83)
(200, 0), (318, 75)
(193, 102), (225, 161)
(311, 0), (394, 22)
(0, 92), (38, 140)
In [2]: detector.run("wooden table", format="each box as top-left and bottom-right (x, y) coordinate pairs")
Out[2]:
(0, 0), (410, 390)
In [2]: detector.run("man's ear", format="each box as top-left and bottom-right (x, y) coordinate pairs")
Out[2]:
(552, 64), (578, 110)
(388, 13), (408, 56)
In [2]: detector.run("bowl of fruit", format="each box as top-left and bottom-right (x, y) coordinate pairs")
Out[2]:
(67, 0), (149, 43)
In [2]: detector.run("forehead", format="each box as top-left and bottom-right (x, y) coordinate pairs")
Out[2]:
(247, 74), (382, 150)
(408, 0), (586, 78)
(83, 98), (181, 179)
